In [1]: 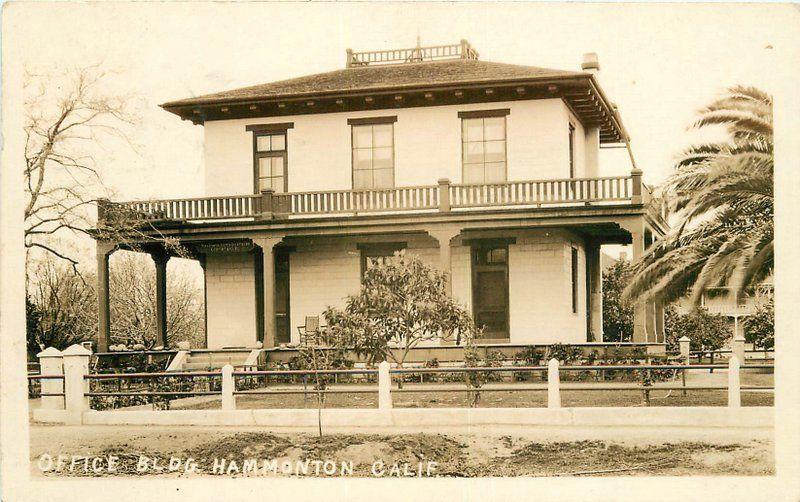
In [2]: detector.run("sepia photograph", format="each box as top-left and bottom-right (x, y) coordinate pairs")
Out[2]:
(1, 2), (798, 500)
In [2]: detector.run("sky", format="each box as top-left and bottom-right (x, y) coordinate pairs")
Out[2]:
(5, 2), (795, 267)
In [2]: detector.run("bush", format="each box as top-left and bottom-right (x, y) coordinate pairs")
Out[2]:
(665, 306), (731, 352)
(745, 298), (774, 350)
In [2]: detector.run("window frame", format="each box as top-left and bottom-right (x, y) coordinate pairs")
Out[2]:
(348, 116), (397, 190)
(459, 109), (510, 185)
(247, 123), (293, 194)
(357, 242), (406, 278)
(568, 122), (576, 178)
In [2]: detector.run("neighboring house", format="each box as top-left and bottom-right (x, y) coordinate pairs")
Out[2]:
(93, 41), (667, 351)
(675, 280), (774, 340)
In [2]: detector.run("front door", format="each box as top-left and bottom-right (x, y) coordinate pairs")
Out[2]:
(471, 241), (510, 340)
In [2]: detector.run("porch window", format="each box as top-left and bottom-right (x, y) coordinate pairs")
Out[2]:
(571, 246), (579, 314)
(349, 117), (396, 190)
(459, 109), (508, 184)
(358, 242), (406, 278)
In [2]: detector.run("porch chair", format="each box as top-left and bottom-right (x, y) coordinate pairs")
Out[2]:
(297, 316), (322, 346)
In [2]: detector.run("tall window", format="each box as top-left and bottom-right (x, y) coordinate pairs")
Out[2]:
(350, 118), (395, 190)
(254, 131), (288, 193)
(568, 123), (576, 178)
(460, 110), (508, 184)
(571, 246), (579, 314)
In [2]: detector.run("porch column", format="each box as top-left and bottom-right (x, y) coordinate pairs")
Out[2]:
(253, 237), (283, 348)
(655, 299), (665, 343)
(586, 240), (603, 341)
(150, 250), (170, 348)
(425, 226), (461, 296)
(96, 241), (116, 353)
(631, 230), (648, 343)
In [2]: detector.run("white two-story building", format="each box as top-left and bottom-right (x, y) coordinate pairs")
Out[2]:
(93, 41), (667, 354)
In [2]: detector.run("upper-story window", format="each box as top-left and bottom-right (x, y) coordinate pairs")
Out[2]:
(349, 116), (396, 190)
(247, 123), (293, 194)
(459, 109), (509, 184)
(568, 122), (576, 178)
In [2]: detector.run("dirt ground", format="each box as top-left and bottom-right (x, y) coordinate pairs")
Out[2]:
(29, 425), (774, 478)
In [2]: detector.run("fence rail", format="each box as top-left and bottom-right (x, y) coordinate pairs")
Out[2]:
(100, 173), (643, 224)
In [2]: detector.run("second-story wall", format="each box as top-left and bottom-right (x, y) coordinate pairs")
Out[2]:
(203, 98), (597, 196)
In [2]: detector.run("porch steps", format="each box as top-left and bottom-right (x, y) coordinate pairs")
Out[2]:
(175, 349), (259, 372)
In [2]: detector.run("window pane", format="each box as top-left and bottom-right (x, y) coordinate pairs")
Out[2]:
(373, 168), (394, 189)
(353, 126), (373, 148)
(271, 157), (284, 177)
(271, 134), (286, 151)
(484, 140), (505, 163)
(372, 124), (393, 147)
(372, 147), (393, 169)
(256, 135), (271, 152)
(353, 169), (373, 190)
(464, 163), (484, 184)
(258, 157), (271, 178)
(463, 119), (484, 142)
(353, 148), (373, 170)
(271, 176), (285, 193)
(464, 142), (484, 164)
(258, 177), (270, 191)
(484, 117), (505, 141)
(485, 162), (506, 183)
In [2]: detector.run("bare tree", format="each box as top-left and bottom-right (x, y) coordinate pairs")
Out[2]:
(23, 65), (184, 273)
(109, 252), (204, 349)
(26, 257), (97, 358)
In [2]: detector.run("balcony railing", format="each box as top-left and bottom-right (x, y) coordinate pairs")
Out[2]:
(99, 173), (646, 225)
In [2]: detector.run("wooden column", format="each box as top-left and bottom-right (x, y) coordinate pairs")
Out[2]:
(631, 230), (648, 343)
(586, 240), (603, 341)
(96, 242), (115, 353)
(151, 250), (170, 348)
(253, 237), (283, 348)
(425, 226), (461, 296)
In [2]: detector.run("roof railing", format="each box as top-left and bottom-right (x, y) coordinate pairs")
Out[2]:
(346, 39), (479, 68)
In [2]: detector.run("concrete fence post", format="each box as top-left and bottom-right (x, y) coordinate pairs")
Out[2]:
(37, 348), (64, 410)
(678, 336), (691, 364)
(548, 358), (561, 409)
(221, 364), (236, 411)
(728, 355), (741, 408)
(62, 344), (92, 425)
(378, 361), (392, 410)
(732, 332), (746, 366)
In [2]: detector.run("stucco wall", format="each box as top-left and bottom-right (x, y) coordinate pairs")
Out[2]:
(508, 229), (587, 344)
(203, 99), (589, 196)
(205, 252), (257, 348)
(203, 231), (588, 347)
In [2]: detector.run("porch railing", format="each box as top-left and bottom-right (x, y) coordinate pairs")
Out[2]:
(99, 172), (646, 224)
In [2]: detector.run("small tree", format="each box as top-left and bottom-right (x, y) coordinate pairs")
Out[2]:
(665, 307), (731, 354)
(744, 298), (774, 350)
(296, 328), (353, 437)
(322, 251), (478, 369)
(602, 260), (634, 342)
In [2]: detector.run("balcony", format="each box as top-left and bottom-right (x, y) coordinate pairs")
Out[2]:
(98, 172), (664, 227)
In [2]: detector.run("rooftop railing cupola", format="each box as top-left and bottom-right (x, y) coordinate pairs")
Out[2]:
(346, 39), (480, 68)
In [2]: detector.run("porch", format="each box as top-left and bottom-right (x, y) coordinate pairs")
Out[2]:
(93, 172), (668, 352)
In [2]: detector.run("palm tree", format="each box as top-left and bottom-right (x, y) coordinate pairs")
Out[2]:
(624, 86), (773, 305)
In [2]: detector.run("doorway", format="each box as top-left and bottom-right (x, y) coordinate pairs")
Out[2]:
(471, 240), (510, 340)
